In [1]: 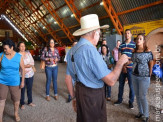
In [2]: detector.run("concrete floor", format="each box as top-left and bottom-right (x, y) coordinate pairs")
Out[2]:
(2, 61), (163, 122)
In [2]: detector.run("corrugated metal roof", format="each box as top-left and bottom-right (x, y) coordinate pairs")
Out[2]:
(82, 4), (108, 17)
(100, 18), (114, 28)
(70, 26), (80, 34)
(63, 17), (78, 27)
(56, 30), (66, 37)
(119, 4), (163, 25)
(51, 0), (65, 9)
(112, 0), (160, 13)
(57, 6), (72, 18)
(2, 0), (162, 45)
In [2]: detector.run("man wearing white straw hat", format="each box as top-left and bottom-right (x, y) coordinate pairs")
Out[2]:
(65, 14), (129, 122)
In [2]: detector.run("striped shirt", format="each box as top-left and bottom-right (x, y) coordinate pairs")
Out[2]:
(119, 41), (136, 68)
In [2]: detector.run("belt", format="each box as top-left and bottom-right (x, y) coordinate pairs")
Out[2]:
(76, 82), (104, 91)
(76, 81), (85, 87)
(46, 64), (57, 67)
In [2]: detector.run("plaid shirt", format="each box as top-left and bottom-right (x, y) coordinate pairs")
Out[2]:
(41, 47), (60, 65)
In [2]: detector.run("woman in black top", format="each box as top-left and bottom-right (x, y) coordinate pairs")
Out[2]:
(131, 33), (153, 122)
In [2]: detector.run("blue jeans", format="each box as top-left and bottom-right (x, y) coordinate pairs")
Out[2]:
(105, 84), (111, 98)
(20, 76), (34, 105)
(132, 74), (150, 117)
(118, 68), (134, 103)
(45, 66), (58, 96)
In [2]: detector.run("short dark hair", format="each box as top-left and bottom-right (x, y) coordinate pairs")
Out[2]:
(2, 39), (15, 49)
(117, 40), (121, 43)
(17, 41), (25, 52)
(125, 29), (131, 33)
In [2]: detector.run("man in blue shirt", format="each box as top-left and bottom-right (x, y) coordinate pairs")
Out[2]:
(65, 14), (129, 122)
(114, 29), (136, 109)
(64, 40), (77, 102)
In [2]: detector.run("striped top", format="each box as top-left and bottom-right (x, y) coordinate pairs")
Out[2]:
(119, 41), (136, 68)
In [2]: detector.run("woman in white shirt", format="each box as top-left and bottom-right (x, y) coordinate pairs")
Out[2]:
(17, 41), (36, 109)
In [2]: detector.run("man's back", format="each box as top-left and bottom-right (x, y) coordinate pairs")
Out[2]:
(66, 38), (110, 88)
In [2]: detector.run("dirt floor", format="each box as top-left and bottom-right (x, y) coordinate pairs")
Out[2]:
(2, 61), (163, 122)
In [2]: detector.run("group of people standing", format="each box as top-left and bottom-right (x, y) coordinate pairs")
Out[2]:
(0, 13), (156, 122)
(65, 14), (153, 122)
(0, 40), (35, 122)
(98, 30), (152, 122)
(0, 38), (60, 122)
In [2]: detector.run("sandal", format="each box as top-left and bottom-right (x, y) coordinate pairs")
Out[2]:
(20, 105), (25, 110)
(15, 114), (20, 122)
(28, 103), (36, 107)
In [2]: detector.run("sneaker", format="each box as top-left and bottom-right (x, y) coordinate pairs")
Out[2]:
(129, 103), (134, 109)
(106, 97), (111, 101)
(142, 117), (148, 122)
(135, 113), (143, 119)
(114, 101), (122, 105)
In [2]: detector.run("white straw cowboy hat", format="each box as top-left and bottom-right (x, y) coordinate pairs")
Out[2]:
(73, 14), (109, 36)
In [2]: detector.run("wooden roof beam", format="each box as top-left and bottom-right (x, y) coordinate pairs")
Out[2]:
(7, 7), (41, 45)
(6, 13), (37, 45)
(45, 15), (111, 36)
(117, 0), (163, 16)
(41, 0), (74, 42)
(103, 0), (123, 35)
(12, 1), (48, 43)
(24, 0), (63, 46)
(65, 0), (81, 23)
(79, 1), (101, 12)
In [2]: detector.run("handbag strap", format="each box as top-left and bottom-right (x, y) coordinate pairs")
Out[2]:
(0, 53), (4, 68)
(1, 53), (4, 62)
(70, 44), (86, 81)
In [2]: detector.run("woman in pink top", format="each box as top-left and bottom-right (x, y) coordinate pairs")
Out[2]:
(112, 40), (121, 64)
(17, 41), (36, 109)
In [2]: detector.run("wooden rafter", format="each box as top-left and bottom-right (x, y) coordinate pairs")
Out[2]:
(0, 0), (10, 14)
(64, 0), (81, 23)
(41, 0), (74, 43)
(7, 13), (37, 45)
(117, 0), (163, 16)
(24, 0), (63, 46)
(45, 15), (113, 36)
(103, 0), (123, 35)
(79, 1), (101, 12)
(12, 1), (49, 43)
(7, 6), (41, 45)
